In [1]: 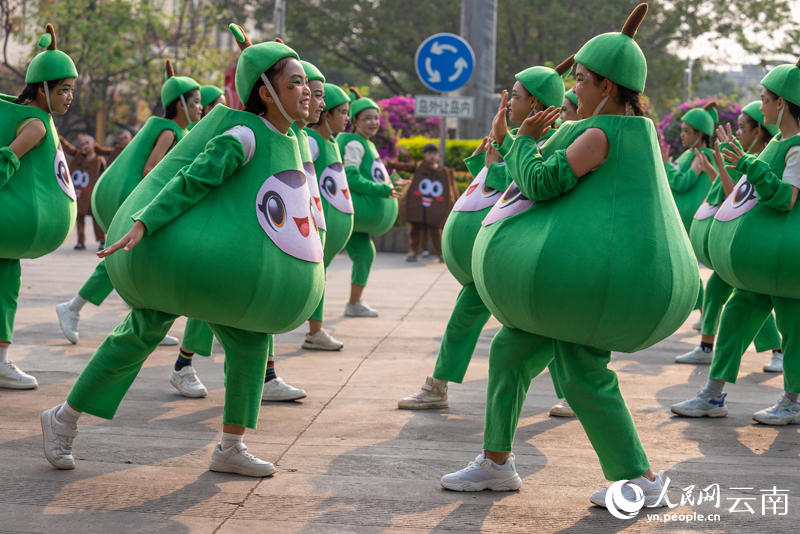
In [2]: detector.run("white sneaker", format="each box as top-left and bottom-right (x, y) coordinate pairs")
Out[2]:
(0, 360), (38, 389)
(262, 377), (306, 401)
(160, 335), (179, 346)
(398, 376), (449, 409)
(591, 470), (669, 509)
(56, 302), (80, 344)
(344, 300), (378, 317)
(41, 405), (78, 470)
(671, 388), (728, 417)
(441, 452), (523, 491)
(209, 442), (276, 477)
(763, 352), (784, 373)
(675, 346), (713, 364)
(549, 400), (576, 417)
(302, 329), (344, 351)
(692, 319), (702, 331)
(170, 366), (208, 398)
(753, 396), (800, 425)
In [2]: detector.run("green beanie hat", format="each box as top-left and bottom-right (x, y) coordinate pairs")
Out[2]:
(347, 87), (380, 120)
(25, 24), (78, 84)
(515, 55), (575, 110)
(161, 60), (200, 108)
(742, 100), (779, 136)
(323, 83), (350, 110)
(574, 3), (648, 93)
(199, 85), (225, 107)
(761, 58), (800, 108)
(301, 60), (325, 83)
(229, 24), (299, 106)
(565, 90), (579, 108)
(681, 102), (718, 137)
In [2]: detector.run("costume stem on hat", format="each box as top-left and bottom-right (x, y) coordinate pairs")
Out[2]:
(164, 60), (192, 125)
(555, 54), (576, 78)
(622, 3), (648, 38)
(41, 24), (59, 114)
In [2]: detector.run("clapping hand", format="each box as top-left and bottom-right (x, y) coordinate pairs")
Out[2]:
(518, 106), (561, 141)
(492, 91), (510, 147)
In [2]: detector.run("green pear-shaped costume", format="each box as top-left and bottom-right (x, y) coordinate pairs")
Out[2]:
(66, 26), (323, 430)
(472, 4), (700, 480)
(0, 24), (77, 343)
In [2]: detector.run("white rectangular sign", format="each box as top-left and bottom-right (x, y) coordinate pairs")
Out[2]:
(414, 95), (475, 119)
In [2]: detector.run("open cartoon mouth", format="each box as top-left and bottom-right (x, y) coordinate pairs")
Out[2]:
(343, 188), (350, 199)
(314, 196), (322, 211)
(466, 183), (479, 195)
(422, 197), (432, 207)
(294, 216), (310, 237)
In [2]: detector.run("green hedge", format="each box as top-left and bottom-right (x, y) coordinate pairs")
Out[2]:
(397, 136), (482, 172)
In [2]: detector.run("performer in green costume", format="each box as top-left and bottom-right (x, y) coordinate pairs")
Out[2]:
(303, 82), (354, 350)
(441, 5), (699, 509)
(186, 85), (226, 131)
(41, 25), (324, 476)
(337, 89), (401, 317)
(561, 90), (581, 122)
(55, 61), (201, 347)
(673, 101), (783, 369)
(399, 56), (577, 420)
(0, 24), (77, 390)
(675, 58), (800, 425)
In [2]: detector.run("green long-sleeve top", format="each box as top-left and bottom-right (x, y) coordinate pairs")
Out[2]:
(664, 148), (716, 194)
(503, 133), (579, 202)
(0, 146), (20, 190)
(133, 134), (245, 234)
(736, 153), (795, 212)
(463, 152), (513, 191)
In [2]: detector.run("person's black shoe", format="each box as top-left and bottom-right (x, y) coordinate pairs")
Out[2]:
(74, 242), (85, 250)
(98, 240), (105, 251)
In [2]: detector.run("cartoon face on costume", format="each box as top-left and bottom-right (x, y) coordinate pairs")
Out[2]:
(303, 162), (326, 230)
(694, 201), (719, 221)
(319, 162), (354, 214)
(415, 177), (444, 208)
(54, 146), (76, 201)
(453, 167), (502, 213)
(371, 159), (390, 184)
(715, 176), (758, 222)
(256, 169), (323, 263)
(72, 169), (89, 196)
(482, 181), (534, 226)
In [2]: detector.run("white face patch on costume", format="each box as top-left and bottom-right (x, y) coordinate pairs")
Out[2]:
(303, 162), (326, 231)
(715, 176), (758, 222)
(416, 178), (444, 208)
(54, 146), (76, 201)
(482, 181), (534, 226)
(319, 162), (354, 214)
(371, 159), (391, 184)
(452, 167), (502, 213)
(256, 169), (323, 263)
(694, 201), (719, 221)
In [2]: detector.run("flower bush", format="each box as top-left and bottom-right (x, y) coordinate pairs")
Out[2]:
(658, 97), (742, 158)
(397, 136), (482, 172)
(368, 95), (442, 159)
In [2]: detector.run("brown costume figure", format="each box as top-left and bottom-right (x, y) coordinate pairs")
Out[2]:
(391, 143), (458, 261)
(60, 135), (106, 249)
(94, 129), (131, 167)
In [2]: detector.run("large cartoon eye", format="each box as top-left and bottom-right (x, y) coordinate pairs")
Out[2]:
(373, 166), (384, 182)
(258, 191), (286, 231)
(481, 184), (500, 198)
(323, 175), (338, 197)
(72, 170), (89, 188)
(430, 180), (443, 197)
(418, 178), (433, 196)
(499, 183), (527, 208)
(732, 181), (755, 207)
(57, 161), (71, 188)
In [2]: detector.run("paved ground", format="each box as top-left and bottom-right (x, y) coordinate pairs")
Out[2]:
(1, 234), (798, 533)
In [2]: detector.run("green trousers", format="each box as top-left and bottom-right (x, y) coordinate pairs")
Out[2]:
(0, 258), (21, 343)
(431, 282), (565, 397)
(694, 279), (704, 311)
(79, 259), (114, 306)
(711, 290), (796, 392)
(345, 232), (375, 287)
(310, 239), (338, 322)
(484, 326), (649, 481)
(182, 317), (273, 358)
(67, 308), (270, 429)
(701, 272), (781, 349)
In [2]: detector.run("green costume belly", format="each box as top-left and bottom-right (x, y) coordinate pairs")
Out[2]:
(668, 149), (713, 233)
(709, 135), (800, 299)
(688, 177), (726, 269)
(337, 133), (398, 236)
(105, 106), (324, 334)
(472, 116), (700, 353)
(0, 95), (76, 259)
(91, 116), (185, 233)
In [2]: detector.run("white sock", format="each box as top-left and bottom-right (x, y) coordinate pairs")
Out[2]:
(784, 392), (799, 403)
(432, 377), (448, 389)
(220, 432), (243, 449)
(705, 379), (725, 398)
(68, 294), (88, 313)
(56, 402), (81, 427)
(0, 345), (8, 363)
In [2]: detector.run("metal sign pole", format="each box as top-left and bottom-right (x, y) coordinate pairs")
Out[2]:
(440, 92), (447, 163)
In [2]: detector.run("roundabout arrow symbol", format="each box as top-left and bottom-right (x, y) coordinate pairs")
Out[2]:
(431, 41), (458, 55)
(449, 57), (468, 82)
(425, 57), (441, 83)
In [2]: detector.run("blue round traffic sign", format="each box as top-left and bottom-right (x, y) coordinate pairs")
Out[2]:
(414, 33), (475, 93)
